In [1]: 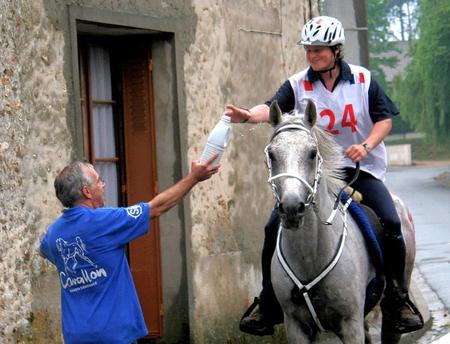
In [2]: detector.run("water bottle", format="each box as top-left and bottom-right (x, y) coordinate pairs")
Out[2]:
(200, 115), (231, 164)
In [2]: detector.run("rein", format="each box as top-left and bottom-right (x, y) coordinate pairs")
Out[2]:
(266, 120), (356, 331)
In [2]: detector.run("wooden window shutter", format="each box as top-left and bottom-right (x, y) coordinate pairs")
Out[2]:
(121, 42), (163, 338)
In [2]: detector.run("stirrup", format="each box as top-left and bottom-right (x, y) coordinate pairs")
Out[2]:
(383, 295), (424, 334)
(240, 297), (260, 321)
(396, 297), (424, 333)
(239, 297), (275, 336)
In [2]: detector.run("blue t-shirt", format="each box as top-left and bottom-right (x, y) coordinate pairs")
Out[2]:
(40, 203), (150, 344)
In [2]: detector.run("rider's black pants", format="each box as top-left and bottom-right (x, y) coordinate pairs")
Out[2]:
(258, 168), (407, 315)
(346, 168), (407, 295)
(259, 207), (282, 318)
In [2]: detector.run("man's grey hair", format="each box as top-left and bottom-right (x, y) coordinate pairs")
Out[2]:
(54, 161), (94, 208)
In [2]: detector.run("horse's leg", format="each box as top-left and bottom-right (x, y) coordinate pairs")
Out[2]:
(284, 315), (313, 344)
(337, 319), (366, 344)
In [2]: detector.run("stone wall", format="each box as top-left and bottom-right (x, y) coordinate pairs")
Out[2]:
(0, 0), (316, 342)
(0, 1), (70, 342)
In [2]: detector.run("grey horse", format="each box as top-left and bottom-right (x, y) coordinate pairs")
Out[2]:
(267, 100), (416, 343)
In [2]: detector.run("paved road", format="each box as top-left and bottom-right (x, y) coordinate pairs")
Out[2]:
(385, 162), (450, 342)
(386, 163), (450, 309)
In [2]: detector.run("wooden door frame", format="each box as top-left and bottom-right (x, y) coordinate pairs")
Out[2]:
(67, 6), (196, 342)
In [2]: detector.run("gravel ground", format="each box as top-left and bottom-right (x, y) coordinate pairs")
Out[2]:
(434, 171), (450, 188)
(403, 160), (450, 343)
(415, 269), (450, 343)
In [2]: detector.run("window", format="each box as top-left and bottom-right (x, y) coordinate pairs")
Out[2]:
(79, 41), (120, 206)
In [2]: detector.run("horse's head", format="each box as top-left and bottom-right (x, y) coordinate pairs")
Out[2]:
(265, 100), (322, 229)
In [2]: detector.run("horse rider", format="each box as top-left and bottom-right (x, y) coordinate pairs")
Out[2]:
(224, 15), (424, 336)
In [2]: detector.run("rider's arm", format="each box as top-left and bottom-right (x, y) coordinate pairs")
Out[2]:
(365, 77), (398, 150)
(346, 78), (397, 162)
(224, 80), (295, 124)
(244, 104), (270, 123)
(346, 118), (392, 162)
(264, 80), (296, 113)
(362, 118), (393, 152)
(148, 156), (219, 219)
(368, 78), (399, 122)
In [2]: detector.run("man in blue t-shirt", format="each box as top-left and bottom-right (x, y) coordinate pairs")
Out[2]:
(40, 157), (219, 344)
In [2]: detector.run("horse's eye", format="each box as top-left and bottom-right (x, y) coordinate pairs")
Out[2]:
(268, 149), (276, 161)
(310, 150), (317, 160)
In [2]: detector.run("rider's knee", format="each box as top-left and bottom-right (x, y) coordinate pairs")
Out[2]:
(381, 217), (402, 238)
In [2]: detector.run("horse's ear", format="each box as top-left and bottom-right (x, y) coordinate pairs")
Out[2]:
(305, 99), (317, 127)
(269, 101), (283, 127)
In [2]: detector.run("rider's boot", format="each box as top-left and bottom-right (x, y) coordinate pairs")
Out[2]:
(381, 232), (424, 333)
(239, 208), (283, 336)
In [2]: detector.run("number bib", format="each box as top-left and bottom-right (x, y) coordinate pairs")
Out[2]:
(289, 64), (387, 180)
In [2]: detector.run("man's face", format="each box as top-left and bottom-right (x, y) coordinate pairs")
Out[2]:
(82, 166), (106, 208)
(304, 45), (335, 71)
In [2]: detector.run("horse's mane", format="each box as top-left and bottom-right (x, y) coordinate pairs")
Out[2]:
(273, 113), (346, 194)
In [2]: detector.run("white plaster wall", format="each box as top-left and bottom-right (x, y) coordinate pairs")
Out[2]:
(387, 144), (412, 166)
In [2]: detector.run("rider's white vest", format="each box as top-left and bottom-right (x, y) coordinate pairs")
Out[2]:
(289, 64), (388, 181)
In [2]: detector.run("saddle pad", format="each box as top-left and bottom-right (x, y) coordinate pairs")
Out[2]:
(341, 192), (385, 314)
(341, 191), (384, 272)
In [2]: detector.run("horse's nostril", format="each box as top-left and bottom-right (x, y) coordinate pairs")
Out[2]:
(298, 202), (305, 214)
(278, 199), (305, 217)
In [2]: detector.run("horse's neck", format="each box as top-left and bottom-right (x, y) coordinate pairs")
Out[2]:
(281, 185), (343, 277)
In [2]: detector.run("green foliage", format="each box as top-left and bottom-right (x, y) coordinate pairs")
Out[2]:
(391, 113), (413, 134)
(392, 0), (450, 142)
(368, 0), (399, 91)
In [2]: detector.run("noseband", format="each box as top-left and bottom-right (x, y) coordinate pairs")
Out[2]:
(264, 122), (323, 208)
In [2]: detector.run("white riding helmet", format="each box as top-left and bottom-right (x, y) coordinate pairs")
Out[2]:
(299, 16), (345, 46)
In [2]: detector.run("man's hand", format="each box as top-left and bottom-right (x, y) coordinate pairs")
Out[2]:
(148, 153), (220, 218)
(191, 153), (220, 181)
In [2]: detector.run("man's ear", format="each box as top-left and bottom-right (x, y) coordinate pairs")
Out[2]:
(81, 186), (92, 199)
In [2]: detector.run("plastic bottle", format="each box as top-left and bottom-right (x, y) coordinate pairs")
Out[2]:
(200, 115), (231, 164)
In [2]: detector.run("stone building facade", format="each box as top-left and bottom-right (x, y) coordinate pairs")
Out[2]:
(0, 1), (315, 343)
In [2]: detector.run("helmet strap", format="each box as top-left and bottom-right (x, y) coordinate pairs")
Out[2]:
(317, 46), (340, 79)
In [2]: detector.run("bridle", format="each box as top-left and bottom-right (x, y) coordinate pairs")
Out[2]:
(264, 122), (324, 210)
(264, 120), (351, 330)
(264, 121), (360, 225)
(264, 119), (361, 331)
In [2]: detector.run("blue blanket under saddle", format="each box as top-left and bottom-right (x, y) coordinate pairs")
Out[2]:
(341, 192), (385, 314)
